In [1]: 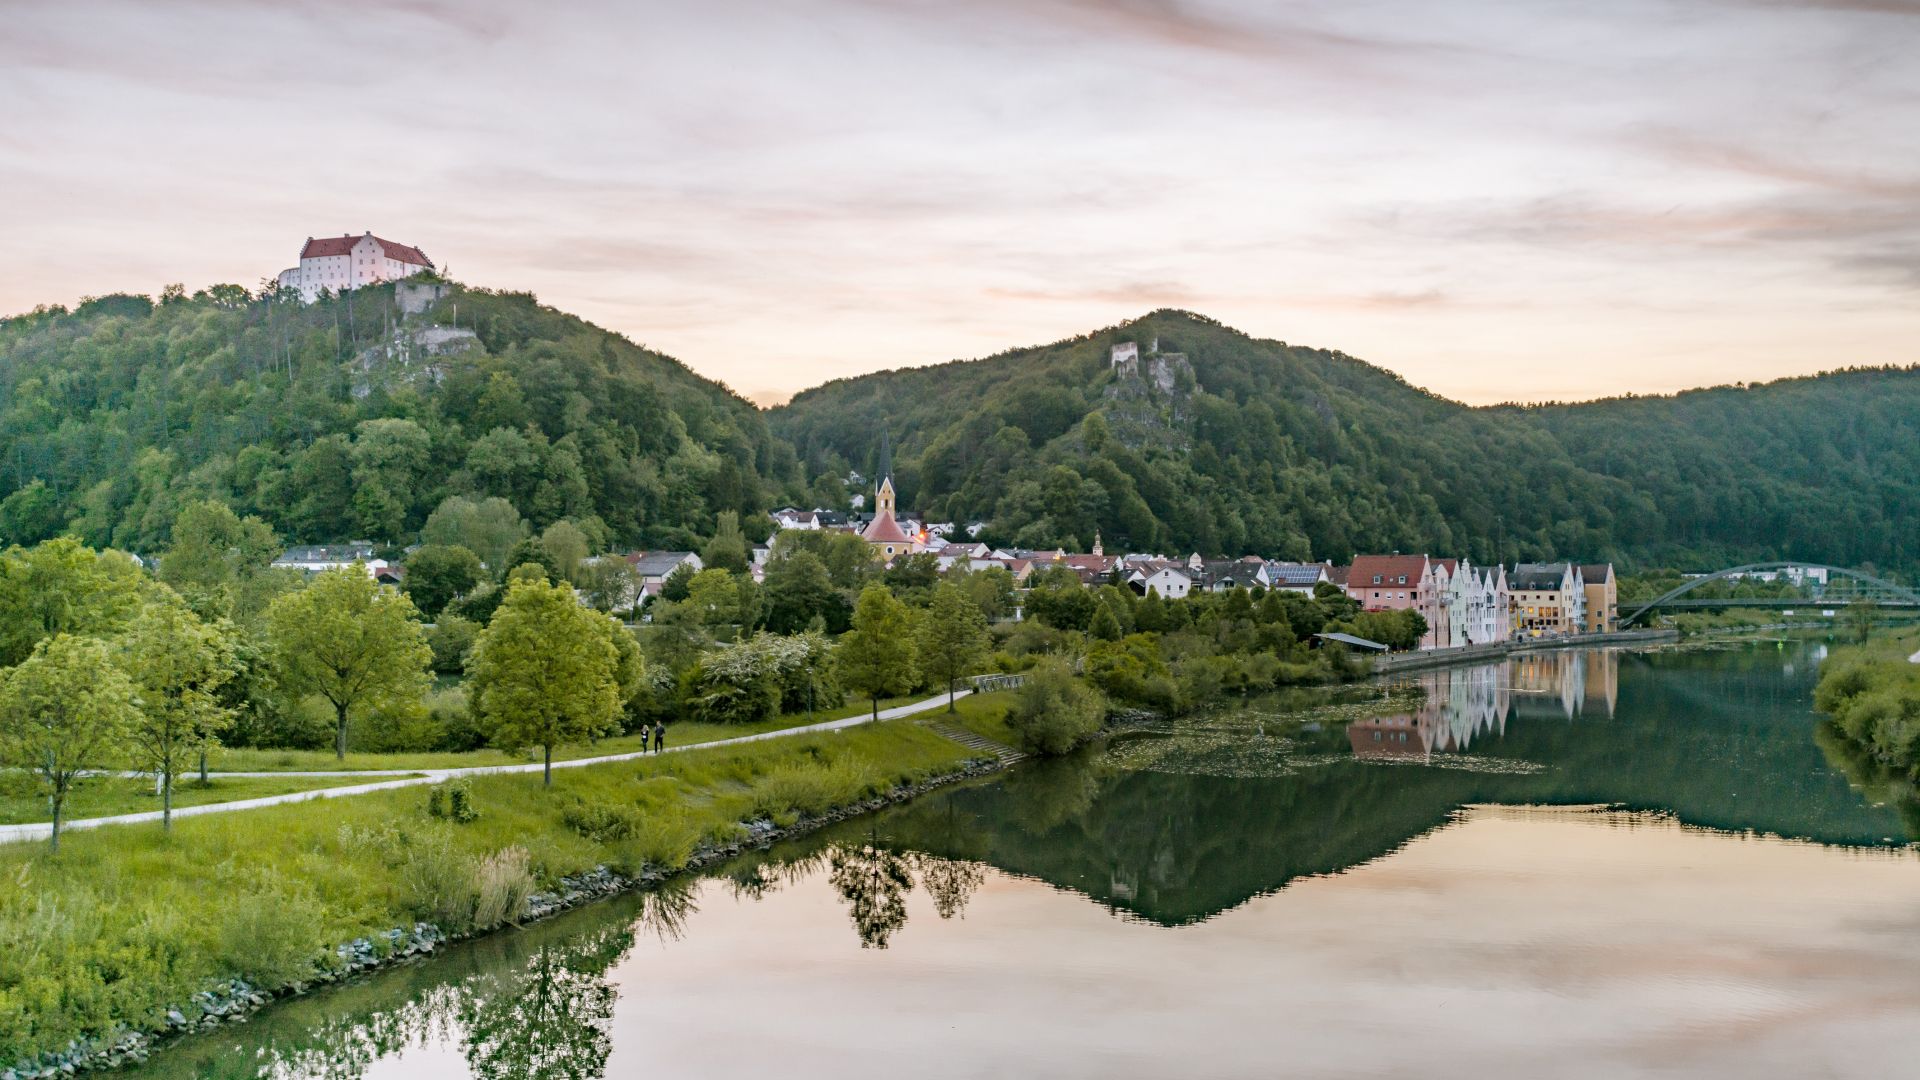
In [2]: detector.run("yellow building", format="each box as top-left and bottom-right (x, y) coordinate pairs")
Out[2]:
(860, 474), (915, 560)
(1580, 563), (1616, 633)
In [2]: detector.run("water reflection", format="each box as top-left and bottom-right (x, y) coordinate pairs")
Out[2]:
(123, 641), (1920, 1079)
(1353, 650), (1621, 760)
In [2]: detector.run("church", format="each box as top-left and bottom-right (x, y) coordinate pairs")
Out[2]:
(859, 436), (920, 561)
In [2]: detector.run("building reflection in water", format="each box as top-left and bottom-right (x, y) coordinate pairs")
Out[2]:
(1350, 649), (1620, 761)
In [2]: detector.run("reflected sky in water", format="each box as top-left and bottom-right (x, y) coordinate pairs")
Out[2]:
(133, 641), (1920, 1080)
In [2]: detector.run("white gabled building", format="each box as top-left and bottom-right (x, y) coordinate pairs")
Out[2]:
(277, 232), (434, 302)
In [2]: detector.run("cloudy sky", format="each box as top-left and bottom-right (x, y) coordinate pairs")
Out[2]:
(4, 1), (1917, 405)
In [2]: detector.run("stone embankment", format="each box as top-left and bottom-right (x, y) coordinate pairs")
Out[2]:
(1370, 628), (1679, 676)
(4, 739), (1022, 1078)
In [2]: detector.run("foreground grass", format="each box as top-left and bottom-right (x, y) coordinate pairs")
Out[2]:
(204, 694), (928, 773)
(946, 692), (1019, 748)
(0, 774), (411, 826)
(0, 720), (977, 1065)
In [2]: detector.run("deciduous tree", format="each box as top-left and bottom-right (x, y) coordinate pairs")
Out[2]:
(916, 581), (989, 711)
(469, 578), (624, 785)
(265, 567), (432, 759)
(0, 635), (142, 852)
(839, 585), (918, 720)
(121, 598), (240, 829)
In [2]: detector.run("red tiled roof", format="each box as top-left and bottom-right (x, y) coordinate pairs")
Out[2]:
(300, 233), (433, 267)
(861, 512), (913, 545)
(1348, 554), (1430, 586)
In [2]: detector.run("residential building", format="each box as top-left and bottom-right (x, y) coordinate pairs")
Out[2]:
(626, 551), (703, 599)
(273, 542), (382, 573)
(1508, 563), (1586, 637)
(1265, 562), (1331, 595)
(1346, 554), (1443, 648)
(276, 232), (433, 302)
(1579, 563), (1616, 633)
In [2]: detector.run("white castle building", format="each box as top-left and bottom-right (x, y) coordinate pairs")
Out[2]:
(276, 232), (434, 302)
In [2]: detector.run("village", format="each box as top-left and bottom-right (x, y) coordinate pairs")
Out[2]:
(268, 455), (1617, 654)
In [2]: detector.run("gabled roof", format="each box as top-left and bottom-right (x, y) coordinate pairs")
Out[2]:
(300, 233), (433, 267)
(1579, 563), (1614, 583)
(1509, 562), (1572, 591)
(1267, 563), (1329, 587)
(861, 512), (913, 545)
(1349, 554), (1430, 586)
(629, 551), (699, 578)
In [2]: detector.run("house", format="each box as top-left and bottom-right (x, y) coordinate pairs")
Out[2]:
(1509, 563), (1587, 637)
(769, 508), (822, 531)
(276, 232), (433, 302)
(1579, 563), (1616, 633)
(1265, 562), (1331, 595)
(1346, 554), (1443, 648)
(1128, 561), (1194, 599)
(626, 551), (703, 598)
(272, 542), (381, 573)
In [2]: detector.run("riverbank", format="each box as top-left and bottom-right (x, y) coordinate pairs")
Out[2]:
(1811, 625), (1920, 788)
(0, 715), (1013, 1075)
(1370, 628), (1678, 676)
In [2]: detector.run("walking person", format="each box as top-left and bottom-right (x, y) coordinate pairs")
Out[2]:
(652, 719), (665, 754)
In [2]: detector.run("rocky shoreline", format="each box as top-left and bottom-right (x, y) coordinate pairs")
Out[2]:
(4, 752), (1012, 1078)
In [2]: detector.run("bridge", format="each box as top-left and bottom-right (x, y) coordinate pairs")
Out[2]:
(1617, 562), (1920, 627)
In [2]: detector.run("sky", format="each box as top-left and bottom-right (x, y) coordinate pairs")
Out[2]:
(4, 1), (1917, 406)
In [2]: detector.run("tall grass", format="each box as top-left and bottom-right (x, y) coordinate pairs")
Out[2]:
(0, 720), (971, 1064)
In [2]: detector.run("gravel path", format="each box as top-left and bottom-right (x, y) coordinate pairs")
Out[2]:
(0, 690), (975, 845)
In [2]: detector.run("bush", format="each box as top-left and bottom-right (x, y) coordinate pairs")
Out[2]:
(748, 757), (882, 819)
(397, 829), (531, 932)
(426, 779), (480, 823)
(427, 615), (480, 674)
(1007, 659), (1107, 755)
(561, 800), (642, 842)
(212, 876), (325, 986)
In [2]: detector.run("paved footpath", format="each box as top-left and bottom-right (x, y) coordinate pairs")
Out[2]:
(0, 690), (976, 846)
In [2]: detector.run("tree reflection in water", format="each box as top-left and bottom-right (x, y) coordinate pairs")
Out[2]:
(455, 917), (633, 1080)
(828, 841), (914, 948)
(913, 852), (986, 921)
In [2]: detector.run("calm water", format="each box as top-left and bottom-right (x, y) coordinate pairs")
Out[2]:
(135, 641), (1920, 1079)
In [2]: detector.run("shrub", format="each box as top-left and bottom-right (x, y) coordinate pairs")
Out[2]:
(561, 800), (642, 842)
(213, 877), (325, 986)
(427, 615), (480, 674)
(426, 779), (480, 823)
(1007, 659), (1107, 755)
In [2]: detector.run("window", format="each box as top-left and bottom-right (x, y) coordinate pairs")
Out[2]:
(1372, 575), (1382, 584)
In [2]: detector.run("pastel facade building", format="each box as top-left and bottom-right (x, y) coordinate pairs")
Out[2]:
(1579, 563), (1617, 633)
(1508, 563), (1587, 637)
(277, 232), (434, 302)
(1347, 554), (1443, 649)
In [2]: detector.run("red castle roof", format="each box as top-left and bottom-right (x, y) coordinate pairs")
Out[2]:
(300, 233), (434, 267)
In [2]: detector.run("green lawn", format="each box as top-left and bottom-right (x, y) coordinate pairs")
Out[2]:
(205, 694), (929, 773)
(0, 719), (979, 1065)
(945, 691), (1020, 748)
(0, 773), (418, 826)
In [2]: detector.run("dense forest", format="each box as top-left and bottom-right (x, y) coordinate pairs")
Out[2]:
(5, 289), (1917, 575)
(773, 309), (1920, 574)
(0, 280), (798, 554)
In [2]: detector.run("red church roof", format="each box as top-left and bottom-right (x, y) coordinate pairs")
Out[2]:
(861, 512), (913, 545)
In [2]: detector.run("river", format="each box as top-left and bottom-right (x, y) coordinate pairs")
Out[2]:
(128, 640), (1920, 1079)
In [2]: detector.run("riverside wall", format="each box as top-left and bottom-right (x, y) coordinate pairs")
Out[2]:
(1370, 628), (1679, 676)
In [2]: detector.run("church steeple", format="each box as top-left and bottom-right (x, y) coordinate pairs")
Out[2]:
(877, 431), (893, 488)
(876, 473), (896, 518)
(1092, 530), (1104, 557)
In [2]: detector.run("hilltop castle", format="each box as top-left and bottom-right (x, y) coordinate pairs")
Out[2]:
(276, 232), (434, 302)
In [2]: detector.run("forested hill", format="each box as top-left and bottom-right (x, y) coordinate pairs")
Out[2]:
(771, 310), (1920, 573)
(0, 281), (799, 553)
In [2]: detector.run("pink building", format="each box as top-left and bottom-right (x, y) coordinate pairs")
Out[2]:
(277, 232), (434, 302)
(1346, 554), (1443, 649)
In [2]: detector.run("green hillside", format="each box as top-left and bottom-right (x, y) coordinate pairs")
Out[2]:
(772, 310), (1920, 573)
(0, 281), (798, 553)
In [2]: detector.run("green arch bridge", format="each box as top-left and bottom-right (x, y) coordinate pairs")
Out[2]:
(1617, 562), (1920, 628)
